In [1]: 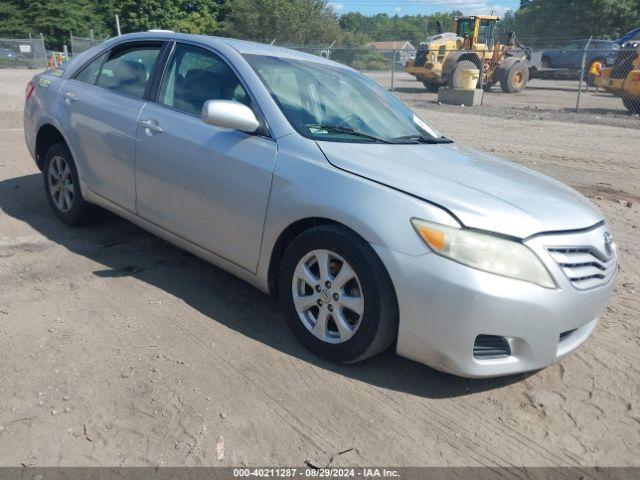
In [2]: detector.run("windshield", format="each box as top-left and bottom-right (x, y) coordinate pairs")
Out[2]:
(477, 19), (495, 47)
(457, 19), (474, 39)
(244, 54), (444, 143)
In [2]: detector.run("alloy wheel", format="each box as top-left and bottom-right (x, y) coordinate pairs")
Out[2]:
(48, 155), (74, 212)
(291, 249), (364, 344)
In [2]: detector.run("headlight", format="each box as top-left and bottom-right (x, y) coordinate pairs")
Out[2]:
(411, 219), (556, 288)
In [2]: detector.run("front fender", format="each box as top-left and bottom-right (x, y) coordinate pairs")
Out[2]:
(256, 133), (459, 283)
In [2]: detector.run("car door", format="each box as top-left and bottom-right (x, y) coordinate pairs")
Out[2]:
(566, 41), (586, 69)
(134, 43), (277, 273)
(59, 41), (165, 211)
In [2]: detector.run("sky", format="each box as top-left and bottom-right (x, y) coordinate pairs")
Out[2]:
(327, 0), (520, 17)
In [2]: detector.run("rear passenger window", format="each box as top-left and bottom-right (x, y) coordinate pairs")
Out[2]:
(96, 45), (161, 99)
(159, 44), (250, 116)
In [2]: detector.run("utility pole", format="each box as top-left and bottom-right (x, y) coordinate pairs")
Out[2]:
(116, 15), (122, 36)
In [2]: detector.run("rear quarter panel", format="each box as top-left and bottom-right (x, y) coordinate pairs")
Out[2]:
(24, 68), (69, 166)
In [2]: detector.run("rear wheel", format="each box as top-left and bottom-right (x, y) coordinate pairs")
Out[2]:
(43, 143), (96, 225)
(278, 225), (398, 363)
(500, 60), (529, 93)
(449, 60), (479, 89)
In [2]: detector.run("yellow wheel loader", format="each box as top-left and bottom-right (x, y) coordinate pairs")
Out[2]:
(405, 15), (532, 93)
(595, 42), (640, 114)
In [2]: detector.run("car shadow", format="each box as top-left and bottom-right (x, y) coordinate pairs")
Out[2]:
(0, 173), (534, 399)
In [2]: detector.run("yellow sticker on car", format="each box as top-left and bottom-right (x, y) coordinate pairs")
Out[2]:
(51, 69), (64, 77)
(38, 78), (52, 88)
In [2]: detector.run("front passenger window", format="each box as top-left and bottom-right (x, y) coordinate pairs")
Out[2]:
(96, 45), (161, 99)
(75, 52), (107, 85)
(159, 44), (250, 116)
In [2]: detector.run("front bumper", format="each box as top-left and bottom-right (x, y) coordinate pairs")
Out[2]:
(374, 224), (617, 378)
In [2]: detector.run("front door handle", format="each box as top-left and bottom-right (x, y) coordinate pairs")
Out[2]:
(64, 91), (78, 103)
(140, 119), (164, 134)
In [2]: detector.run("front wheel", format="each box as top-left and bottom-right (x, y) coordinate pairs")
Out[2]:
(43, 143), (96, 225)
(278, 225), (398, 363)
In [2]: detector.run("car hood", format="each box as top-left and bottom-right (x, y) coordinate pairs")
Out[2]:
(316, 141), (602, 239)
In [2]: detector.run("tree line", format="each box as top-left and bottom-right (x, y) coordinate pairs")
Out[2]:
(0, 0), (639, 51)
(503, 0), (640, 47)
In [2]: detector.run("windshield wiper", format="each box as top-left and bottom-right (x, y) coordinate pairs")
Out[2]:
(306, 124), (392, 144)
(392, 134), (454, 144)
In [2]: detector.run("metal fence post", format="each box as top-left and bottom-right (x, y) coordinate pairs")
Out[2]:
(390, 49), (396, 92)
(576, 36), (592, 112)
(479, 50), (486, 106)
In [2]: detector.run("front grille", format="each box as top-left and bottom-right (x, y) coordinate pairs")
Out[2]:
(559, 329), (577, 342)
(473, 335), (511, 359)
(547, 246), (616, 290)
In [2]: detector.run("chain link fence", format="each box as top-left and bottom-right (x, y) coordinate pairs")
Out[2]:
(0, 37), (47, 68)
(69, 32), (108, 56)
(288, 42), (640, 118)
(2, 29), (638, 117)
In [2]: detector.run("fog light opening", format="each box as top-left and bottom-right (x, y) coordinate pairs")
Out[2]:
(473, 335), (511, 359)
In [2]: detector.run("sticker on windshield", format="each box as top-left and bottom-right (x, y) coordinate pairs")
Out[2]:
(51, 68), (64, 77)
(413, 114), (440, 139)
(308, 126), (329, 135)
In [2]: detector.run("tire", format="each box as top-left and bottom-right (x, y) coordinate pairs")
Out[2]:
(499, 60), (529, 93)
(43, 143), (96, 226)
(449, 60), (479, 89)
(278, 225), (398, 364)
(622, 95), (640, 114)
(422, 80), (440, 92)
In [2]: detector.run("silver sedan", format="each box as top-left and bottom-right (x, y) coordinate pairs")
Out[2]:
(24, 32), (617, 378)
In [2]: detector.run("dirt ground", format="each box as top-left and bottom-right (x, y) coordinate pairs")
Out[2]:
(0, 68), (639, 468)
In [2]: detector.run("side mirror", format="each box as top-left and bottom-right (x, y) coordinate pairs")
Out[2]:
(202, 100), (260, 133)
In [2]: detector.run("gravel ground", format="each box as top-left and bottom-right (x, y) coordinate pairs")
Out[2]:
(0, 68), (639, 468)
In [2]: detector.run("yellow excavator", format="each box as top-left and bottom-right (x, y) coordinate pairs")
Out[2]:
(405, 15), (532, 93)
(595, 42), (640, 114)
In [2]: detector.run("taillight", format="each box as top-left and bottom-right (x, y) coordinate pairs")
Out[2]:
(25, 81), (36, 101)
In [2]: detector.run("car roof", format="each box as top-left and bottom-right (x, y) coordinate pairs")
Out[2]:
(109, 31), (345, 68)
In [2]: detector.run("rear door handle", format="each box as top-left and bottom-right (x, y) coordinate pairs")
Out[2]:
(64, 91), (78, 103)
(140, 119), (164, 134)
